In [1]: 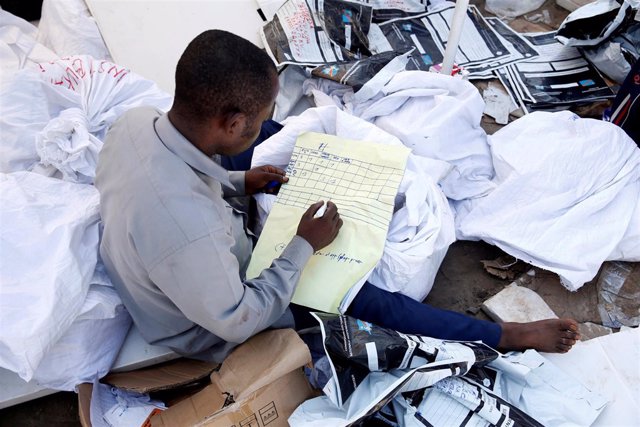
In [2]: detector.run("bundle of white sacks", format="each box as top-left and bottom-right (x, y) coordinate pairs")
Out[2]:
(281, 69), (640, 292)
(0, 8), (171, 389)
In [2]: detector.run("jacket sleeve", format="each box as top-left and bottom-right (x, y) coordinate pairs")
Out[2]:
(148, 232), (313, 344)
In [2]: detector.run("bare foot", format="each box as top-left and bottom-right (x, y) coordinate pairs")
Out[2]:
(497, 319), (581, 353)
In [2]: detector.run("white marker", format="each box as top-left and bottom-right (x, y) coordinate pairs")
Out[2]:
(314, 200), (328, 218)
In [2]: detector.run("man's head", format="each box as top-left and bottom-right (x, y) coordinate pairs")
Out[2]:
(170, 30), (278, 156)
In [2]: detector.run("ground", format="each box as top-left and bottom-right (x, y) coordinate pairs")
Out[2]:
(1, 0), (637, 425)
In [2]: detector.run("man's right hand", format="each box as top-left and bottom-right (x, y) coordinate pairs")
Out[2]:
(296, 201), (343, 251)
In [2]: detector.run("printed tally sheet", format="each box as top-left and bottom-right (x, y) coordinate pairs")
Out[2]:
(246, 132), (409, 313)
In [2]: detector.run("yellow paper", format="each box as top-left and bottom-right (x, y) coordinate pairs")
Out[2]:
(246, 132), (410, 313)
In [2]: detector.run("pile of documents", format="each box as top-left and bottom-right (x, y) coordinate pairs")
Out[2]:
(261, 0), (615, 112)
(494, 31), (615, 113)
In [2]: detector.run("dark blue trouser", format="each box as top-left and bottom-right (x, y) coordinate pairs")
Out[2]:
(223, 120), (502, 349)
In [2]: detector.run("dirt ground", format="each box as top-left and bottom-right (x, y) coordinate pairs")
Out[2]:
(1, 1), (637, 426)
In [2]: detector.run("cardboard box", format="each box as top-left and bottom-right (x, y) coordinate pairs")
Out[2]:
(78, 329), (315, 427)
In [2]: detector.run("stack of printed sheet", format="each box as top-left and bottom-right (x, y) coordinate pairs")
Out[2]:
(260, 0), (615, 112)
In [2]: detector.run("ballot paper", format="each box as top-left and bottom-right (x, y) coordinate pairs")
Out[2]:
(471, 17), (540, 79)
(375, 5), (510, 73)
(260, 0), (373, 66)
(498, 31), (614, 112)
(246, 132), (409, 313)
(290, 314), (609, 426)
(261, 1), (523, 80)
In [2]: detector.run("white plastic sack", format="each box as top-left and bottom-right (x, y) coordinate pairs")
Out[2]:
(368, 155), (455, 301)
(0, 9), (58, 76)
(556, 0), (636, 47)
(0, 56), (172, 180)
(30, 278), (132, 391)
(273, 65), (314, 122)
(37, 0), (111, 60)
(35, 107), (103, 183)
(457, 111), (640, 290)
(343, 71), (495, 201)
(485, 0), (546, 19)
(252, 106), (455, 301)
(616, 197), (640, 261)
(0, 172), (101, 380)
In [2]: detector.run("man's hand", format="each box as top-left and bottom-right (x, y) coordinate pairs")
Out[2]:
(245, 165), (288, 195)
(296, 201), (343, 251)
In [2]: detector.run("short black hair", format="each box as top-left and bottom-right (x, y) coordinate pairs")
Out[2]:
(173, 30), (277, 123)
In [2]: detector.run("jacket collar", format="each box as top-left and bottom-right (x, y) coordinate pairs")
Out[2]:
(154, 113), (234, 189)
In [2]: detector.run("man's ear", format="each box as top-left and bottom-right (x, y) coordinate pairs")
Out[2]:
(224, 112), (247, 137)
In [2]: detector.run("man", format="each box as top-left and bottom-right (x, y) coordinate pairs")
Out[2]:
(96, 30), (579, 363)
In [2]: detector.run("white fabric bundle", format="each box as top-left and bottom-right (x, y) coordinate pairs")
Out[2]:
(252, 106), (455, 301)
(457, 111), (640, 290)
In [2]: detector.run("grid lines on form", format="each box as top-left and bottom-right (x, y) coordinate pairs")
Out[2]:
(276, 145), (404, 231)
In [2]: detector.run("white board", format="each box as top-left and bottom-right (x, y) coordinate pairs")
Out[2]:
(86, 0), (266, 93)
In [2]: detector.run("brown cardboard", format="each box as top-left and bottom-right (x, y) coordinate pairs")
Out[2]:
(151, 368), (315, 427)
(78, 329), (314, 427)
(150, 329), (314, 427)
(209, 328), (311, 401)
(103, 358), (219, 393)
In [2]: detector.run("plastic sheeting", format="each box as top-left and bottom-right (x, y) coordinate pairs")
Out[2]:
(457, 111), (640, 290)
(252, 105), (455, 302)
(30, 279), (132, 391)
(290, 314), (607, 427)
(0, 10), (57, 77)
(37, 0), (111, 60)
(556, 0), (639, 47)
(0, 172), (101, 380)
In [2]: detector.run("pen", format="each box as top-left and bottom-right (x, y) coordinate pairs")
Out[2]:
(314, 200), (328, 218)
(264, 180), (280, 190)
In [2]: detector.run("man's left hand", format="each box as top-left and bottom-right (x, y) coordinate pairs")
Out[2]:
(245, 165), (288, 195)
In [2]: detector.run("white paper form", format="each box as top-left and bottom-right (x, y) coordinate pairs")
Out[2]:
(246, 132), (409, 313)
(365, 0), (431, 22)
(418, 389), (502, 427)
